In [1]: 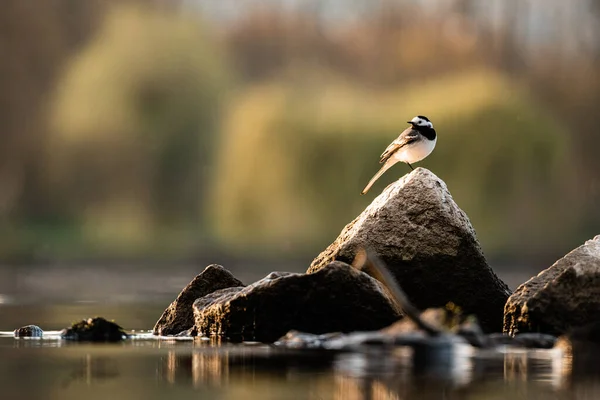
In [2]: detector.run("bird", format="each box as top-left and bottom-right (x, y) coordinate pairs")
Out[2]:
(361, 115), (437, 195)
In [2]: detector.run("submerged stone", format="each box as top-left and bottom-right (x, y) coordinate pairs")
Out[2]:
(61, 317), (127, 342)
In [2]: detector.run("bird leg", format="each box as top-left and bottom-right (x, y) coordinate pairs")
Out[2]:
(407, 163), (414, 170)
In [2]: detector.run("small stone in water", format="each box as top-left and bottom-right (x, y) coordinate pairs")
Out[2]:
(61, 317), (127, 342)
(14, 325), (43, 338)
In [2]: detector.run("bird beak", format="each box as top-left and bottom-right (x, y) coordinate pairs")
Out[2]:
(407, 121), (414, 125)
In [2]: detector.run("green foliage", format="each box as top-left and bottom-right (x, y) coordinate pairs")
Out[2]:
(47, 5), (231, 254)
(210, 69), (577, 258)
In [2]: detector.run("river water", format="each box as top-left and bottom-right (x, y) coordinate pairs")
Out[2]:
(0, 265), (597, 399)
(0, 326), (598, 400)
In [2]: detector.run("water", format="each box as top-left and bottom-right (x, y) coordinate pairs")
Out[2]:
(0, 329), (595, 400)
(0, 303), (599, 400)
(0, 267), (598, 399)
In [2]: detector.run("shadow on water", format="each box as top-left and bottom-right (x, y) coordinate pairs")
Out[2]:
(3, 333), (600, 400)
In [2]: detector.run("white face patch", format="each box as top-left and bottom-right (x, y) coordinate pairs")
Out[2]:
(410, 116), (433, 129)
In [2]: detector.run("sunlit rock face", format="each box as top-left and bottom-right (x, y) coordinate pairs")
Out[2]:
(504, 236), (600, 336)
(193, 262), (402, 343)
(153, 265), (244, 336)
(308, 168), (510, 333)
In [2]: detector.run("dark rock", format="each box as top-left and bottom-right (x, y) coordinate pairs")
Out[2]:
(276, 329), (462, 351)
(562, 320), (600, 344)
(484, 333), (558, 349)
(275, 331), (345, 349)
(275, 330), (399, 350)
(14, 325), (43, 338)
(308, 168), (510, 333)
(324, 331), (400, 350)
(153, 264), (244, 336)
(513, 333), (557, 349)
(555, 321), (600, 353)
(193, 261), (402, 342)
(61, 317), (127, 342)
(504, 235), (600, 336)
(486, 333), (516, 347)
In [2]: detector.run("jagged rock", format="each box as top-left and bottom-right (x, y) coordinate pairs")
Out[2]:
(153, 264), (244, 336)
(308, 168), (510, 332)
(504, 236), (600, 336)
(14, 325), (43, 338)
(61, 317), (126, 342)
(193, 262), (402, 343)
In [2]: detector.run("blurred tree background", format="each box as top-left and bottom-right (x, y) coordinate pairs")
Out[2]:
(1, 0), (599, 270)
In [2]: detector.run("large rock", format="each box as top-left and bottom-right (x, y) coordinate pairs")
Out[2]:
(193, 262), (402, 342)
(153, 264), (244, 336)
(504, 236), (600, 336)
(308, 168), (510, 332)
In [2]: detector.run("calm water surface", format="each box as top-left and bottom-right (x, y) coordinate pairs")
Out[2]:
(0, 303), (599, 400)
(0, 332), (576, 400)
(0, 268), (598, 399)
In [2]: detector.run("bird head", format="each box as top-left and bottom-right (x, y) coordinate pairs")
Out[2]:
(407, 115), (433, 129)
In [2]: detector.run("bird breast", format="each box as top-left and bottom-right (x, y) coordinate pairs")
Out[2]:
(393, 136), (437, 164)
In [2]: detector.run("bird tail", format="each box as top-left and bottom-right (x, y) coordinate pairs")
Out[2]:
(361, 160), (396, 195)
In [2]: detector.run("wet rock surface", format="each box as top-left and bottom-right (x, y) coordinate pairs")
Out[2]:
(504, 235), (600, 336)
(14, 325), (43, 338)
(308, 168), (510, 333)
(61, 317), (127, 342)
(154, 264), (244, 336)
(193, 262), (402, 343)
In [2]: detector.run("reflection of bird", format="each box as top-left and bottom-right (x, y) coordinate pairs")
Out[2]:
(361, 115), (437, 195)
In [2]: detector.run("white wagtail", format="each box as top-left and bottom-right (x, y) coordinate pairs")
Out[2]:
(361, 115), (437, 195)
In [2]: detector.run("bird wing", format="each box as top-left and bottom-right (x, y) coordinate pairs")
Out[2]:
(379, 128), (420, 164)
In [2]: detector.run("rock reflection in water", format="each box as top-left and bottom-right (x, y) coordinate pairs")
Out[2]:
(57, 339), (600, 400)
(333, 339), (474, 399)
(62, 354), (120, 387)
(161, 350), (230, 387)
(554, 340), (600, 398)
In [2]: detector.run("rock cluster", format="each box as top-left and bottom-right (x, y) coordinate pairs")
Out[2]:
(154, 168), (512, 341)
(192, 262), (401, 342)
